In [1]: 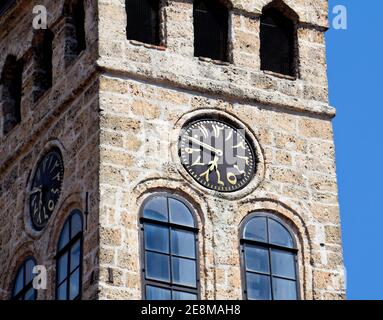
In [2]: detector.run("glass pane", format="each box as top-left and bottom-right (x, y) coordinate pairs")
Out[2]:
(146, 285), (171, 300)
(172, 257), (196, 288)
(245, 245), (270, 274)
(271, 249), (296, 279)
(57, 281), (67, 300)
(13, 266), (24, 295)
(171, 229), (196, 258)
(144, 223), (169, 253)
(268, 219), (294, 248)
(71, 212), (82, 238)
(25, 259), (36, 284)
(59, 221), (70, 250)
(169, 198), (194, 227)
(173, 291), (197, 300)
(246, 272), (271, 300)
(24, 288), (36, 301)
(273, 278), (297, 300)
(69, 269), (80, 300)
(58, 253), (68, 284)
(244, 217), (267, 242)
(70, 240), (81, 272)
(143, 196), (168, 222)
(145, 252), (170, 282)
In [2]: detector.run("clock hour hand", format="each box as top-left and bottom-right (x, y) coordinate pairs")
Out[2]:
(187, 136), (223, 156)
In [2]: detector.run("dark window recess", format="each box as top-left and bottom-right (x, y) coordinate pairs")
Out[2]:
(32, 30), (54, 102)
(0, 0), (15, 16)
(126, 0), (160, 46)
(193, 0), (228, 61)
(1, 55), (23, 135)
(63, 0), (86, 61)
(260, 8), (296, 76)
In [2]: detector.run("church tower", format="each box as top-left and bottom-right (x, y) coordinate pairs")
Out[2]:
(0, 0), (345, 300)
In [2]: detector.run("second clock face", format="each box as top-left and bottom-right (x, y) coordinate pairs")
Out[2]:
(29, 149), (64, 230)
(180, 119), (256, 192)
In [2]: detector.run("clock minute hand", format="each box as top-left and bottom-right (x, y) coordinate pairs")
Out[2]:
(187, 137), (223, 156)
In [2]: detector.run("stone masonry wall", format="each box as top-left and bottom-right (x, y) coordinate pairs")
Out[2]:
(97, 0), (345, 300)
(0, 0), (100, 299)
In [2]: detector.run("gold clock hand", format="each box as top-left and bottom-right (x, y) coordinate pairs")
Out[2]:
(187, 136), (223, 156)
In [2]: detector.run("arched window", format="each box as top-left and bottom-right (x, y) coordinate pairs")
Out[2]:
(1, 55), (23, 135)
(32, 29), (54, 102)
(126, 0), (160, 46)
(140, 194), (199, 300)
(63, 0), (86, 62)
(193, 0), (229, 61)
(240, 213), (299, 300)
(11, 257), (37, 300)
(56, 210), (83, 300)
(260, 5), (297, 77)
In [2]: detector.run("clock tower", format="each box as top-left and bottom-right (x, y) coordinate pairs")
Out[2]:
(0, 0), (345, 300)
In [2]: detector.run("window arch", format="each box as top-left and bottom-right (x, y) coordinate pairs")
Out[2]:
(240, 213), (299, 300)
(1, 55), (23, 135)
(140, 193), (199, 300)
(11, 257), (37, 300)
(56, 209), (83, 300)
(260, 3), (298, 77)
(125, 0), (160, 45)
(63, 0), (86, 62)
(32, 29), (54, 102)
(193, 0), (229, 61)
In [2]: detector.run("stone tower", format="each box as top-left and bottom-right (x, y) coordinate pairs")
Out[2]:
(0, 0), (345, 300)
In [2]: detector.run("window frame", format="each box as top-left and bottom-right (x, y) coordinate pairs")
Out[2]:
(139, 192), (200, 300)
(239, 212), (301, 300)
(11, 257), (37, 300)
(55, 209), (84, 300)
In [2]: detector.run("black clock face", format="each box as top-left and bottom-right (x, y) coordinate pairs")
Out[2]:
(29, 149), (64, 230)
(180, 119), (256, 192)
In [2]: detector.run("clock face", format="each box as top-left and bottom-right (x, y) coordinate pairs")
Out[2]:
(180, 119), (256, 192)
(29, 149), (64, 230)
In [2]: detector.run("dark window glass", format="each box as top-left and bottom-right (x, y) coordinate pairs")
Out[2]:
(243, 217), (267, 242)
(246, 272), (271, 300)
(169, 198), (194, 227)
(11, 258), (37, 300)
(193, 0), (228, 61)
(1, 55), (23, 135)
(241, 214), (298, 300)
(260, 8), (296, 76)
(141, 195), (199, 300)
(56, 210), (83, 300)
(146, 285), (171, 300)
(126, 0), (160, 45)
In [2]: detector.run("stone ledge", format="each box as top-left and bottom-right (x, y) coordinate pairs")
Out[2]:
(97, 58), (336, 118)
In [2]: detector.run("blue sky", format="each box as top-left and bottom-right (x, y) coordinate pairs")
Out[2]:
(326, 0), (383, 299)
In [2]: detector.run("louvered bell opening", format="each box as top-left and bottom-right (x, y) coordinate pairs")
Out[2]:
(0, 0), (15, 16)
(126, 0), (160, 46)
(260, 9), (295, 77)
(194, 0), (228, 62)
